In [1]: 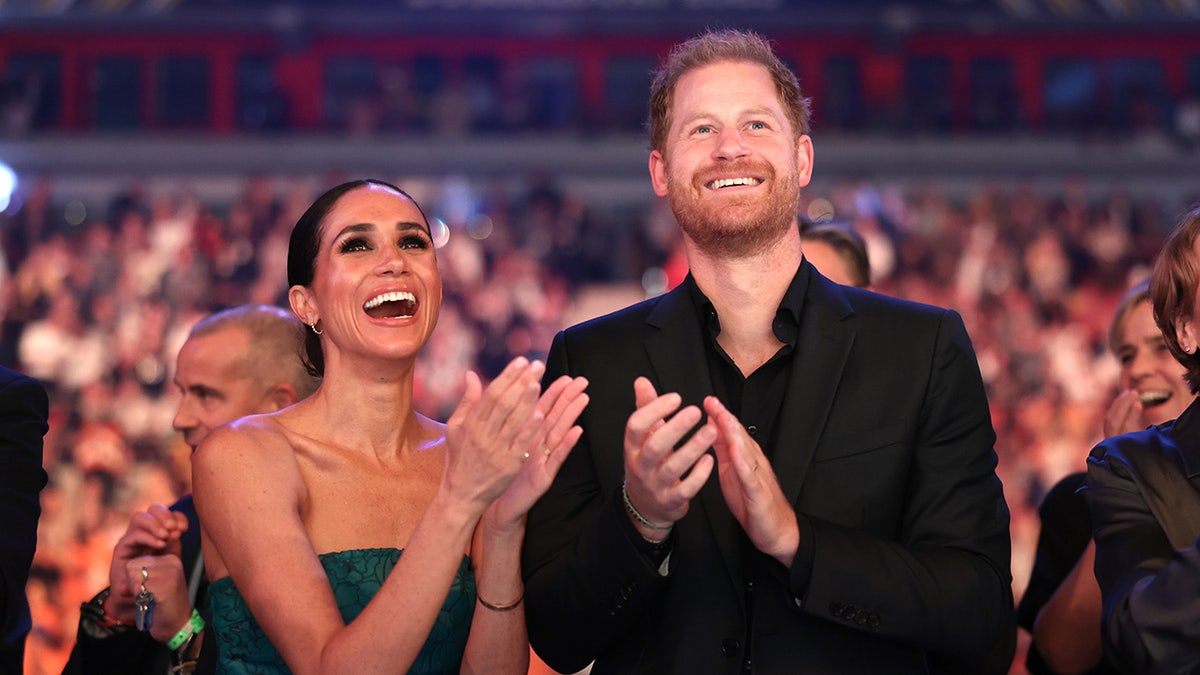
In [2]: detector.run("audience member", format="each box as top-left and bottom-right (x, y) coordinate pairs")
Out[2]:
(0, 366), (49, 675)
(191, 179), (588, 673)
(1019, 278), (1192, 675)
(522, 29), (1014, 674)
(799, 220), (871, 288)
(62, 304), (318, 675)
(1083, 204), (1200, 674)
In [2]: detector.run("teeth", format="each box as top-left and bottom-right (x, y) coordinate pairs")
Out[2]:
(1139, 391), (1171, 406)
(708, 177), (761, 190)
(364, 290), (415, 310)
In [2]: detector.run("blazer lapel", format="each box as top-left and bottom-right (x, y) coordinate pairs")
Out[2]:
(772, 273), (856, 506)
(1144, 402), (1200, 548)
(645, 283), (745, 603)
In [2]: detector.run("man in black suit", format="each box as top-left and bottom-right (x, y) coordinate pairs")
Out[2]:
(522, 29), (1014, 674)
(63, 305), (317, 675)
(0, 366), (49, 675)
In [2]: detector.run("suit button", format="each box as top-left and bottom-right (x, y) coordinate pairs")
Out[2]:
(829, 601), (843, 616)
(854, 610), (870, 625)
(840, 606), (857, 621)
(747, 425), (758, 436)
(721, 638), (740, 656)
(868, 613), (880, 628)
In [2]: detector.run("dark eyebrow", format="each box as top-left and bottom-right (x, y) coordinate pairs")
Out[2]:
(332, 222), (374, 241)
(333, 221), (429, 240)
(398, 221), (431, 235)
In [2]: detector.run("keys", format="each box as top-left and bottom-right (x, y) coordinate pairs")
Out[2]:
(135, 566), (155, 632)
(135, 587), (155, 631)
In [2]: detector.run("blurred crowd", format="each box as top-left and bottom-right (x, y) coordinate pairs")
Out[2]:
(1, 168), (1195, 674)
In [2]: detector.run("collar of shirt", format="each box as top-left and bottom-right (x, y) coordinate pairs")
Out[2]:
(682, 261), (809, 348)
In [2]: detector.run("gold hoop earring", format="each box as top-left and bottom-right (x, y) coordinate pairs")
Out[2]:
(309, 318), (323, 336)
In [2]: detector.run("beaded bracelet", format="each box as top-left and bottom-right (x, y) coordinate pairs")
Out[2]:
(622, 481), (673, 531)
(477, 591), (523, 612)
(167, 608), (206, 651)
(94, 588), (134, 630)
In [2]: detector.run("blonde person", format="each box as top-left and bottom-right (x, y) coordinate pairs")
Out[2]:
(1084, 205), (1200, 674)
(1019, 278), (1193, 675)
(192, 179), (588, 674)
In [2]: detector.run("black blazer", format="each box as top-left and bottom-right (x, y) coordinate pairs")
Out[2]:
(1085, 398), (1200, 675)
(0, 367), (49, 675)
(523, 261), (1014, 675)
(62, 495), (216, 675)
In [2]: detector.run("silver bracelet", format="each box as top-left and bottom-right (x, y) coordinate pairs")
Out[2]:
(622, 481), (673, 531)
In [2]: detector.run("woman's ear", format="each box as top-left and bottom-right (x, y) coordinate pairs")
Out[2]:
(1176, 319), (1196, 354)
(288, 285), (314, 325)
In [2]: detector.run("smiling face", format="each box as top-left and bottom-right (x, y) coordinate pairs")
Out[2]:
(289, 184), (441, 366)
(1114, 300), (1193, 426)
(649, 60), (813, 259)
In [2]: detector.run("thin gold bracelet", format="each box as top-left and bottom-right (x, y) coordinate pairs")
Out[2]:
(476, 591), (523, 612)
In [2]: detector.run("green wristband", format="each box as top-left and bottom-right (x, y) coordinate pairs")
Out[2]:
(167, 609), (206, 651)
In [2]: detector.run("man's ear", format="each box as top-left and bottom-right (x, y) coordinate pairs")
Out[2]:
(267, 383), (301, 411)
(795, 134), (814, 188)
(649, 150), (670, 198)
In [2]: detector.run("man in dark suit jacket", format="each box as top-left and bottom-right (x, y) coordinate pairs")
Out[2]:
(0, 366), (49, 675)
(522, 29), (1014, 674)
(63, 305), (317, 675)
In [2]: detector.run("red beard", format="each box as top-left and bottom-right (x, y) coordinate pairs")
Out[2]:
(667, 160), (801, 259)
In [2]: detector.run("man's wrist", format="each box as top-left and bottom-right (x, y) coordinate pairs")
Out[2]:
(767, 515), (801, 568)
(622, 481), (673, 542)
(80, 587), (135, 638)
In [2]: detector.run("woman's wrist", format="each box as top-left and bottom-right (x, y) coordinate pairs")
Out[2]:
(428, 486), (489, 535)
(481, 507), (528, 541)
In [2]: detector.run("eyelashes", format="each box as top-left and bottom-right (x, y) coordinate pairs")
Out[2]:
(336, 234), (430, 254)
(338, 236), (370, 253)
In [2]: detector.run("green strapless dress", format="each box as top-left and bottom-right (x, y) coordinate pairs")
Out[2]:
(208, 548), (475, 674)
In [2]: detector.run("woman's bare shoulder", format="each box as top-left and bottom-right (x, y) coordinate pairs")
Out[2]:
(192, 412), (299, 476)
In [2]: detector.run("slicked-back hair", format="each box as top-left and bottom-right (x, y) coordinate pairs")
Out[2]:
(286, 178), (429, 377)
(1150, 204), (1200, 392)
(801, 221), (871, 289)
(647, 28), (812, 154)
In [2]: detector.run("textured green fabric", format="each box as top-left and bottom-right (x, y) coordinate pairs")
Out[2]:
(209, 548), (474, 674)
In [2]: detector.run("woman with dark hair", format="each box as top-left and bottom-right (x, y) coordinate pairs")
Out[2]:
(1083, 204), (1200, 675)
(192, 179), (589, 674)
